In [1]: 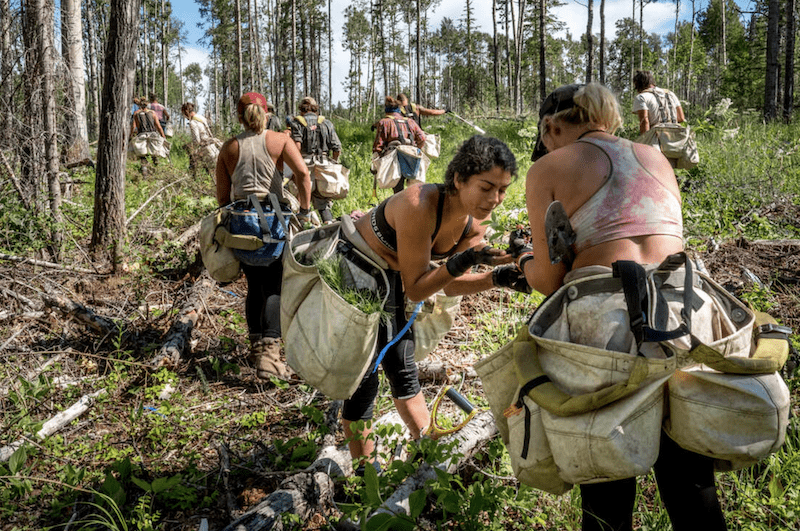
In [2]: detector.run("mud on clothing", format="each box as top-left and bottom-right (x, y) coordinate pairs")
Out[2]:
(369, 184), (473, 260)
(230, 130), (285, 203)
(569, 136), (683, 253)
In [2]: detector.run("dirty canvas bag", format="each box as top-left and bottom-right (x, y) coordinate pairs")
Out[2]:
(407, 292), (463, 361)
(309, 155), (350, 199)
(281, 215), (391, 399)
(199, 206), (241, 283)
(422, 133), (441, 159)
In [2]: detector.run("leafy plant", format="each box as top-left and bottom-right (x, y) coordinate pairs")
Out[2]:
(314, 255), (389, 317)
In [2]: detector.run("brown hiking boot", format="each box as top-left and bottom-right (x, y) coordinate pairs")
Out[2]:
(249, 336), (291, 380)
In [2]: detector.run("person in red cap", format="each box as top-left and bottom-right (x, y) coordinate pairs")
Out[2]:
(216, 92), (312, 380)
(289, 96), (342, 223)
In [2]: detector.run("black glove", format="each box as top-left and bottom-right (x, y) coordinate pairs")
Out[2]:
(492, 265), (532, 294)
(445, 245), (506, 277)
(508, 228), (532, 258)
(296, 207), (311, 227)
(445, 107), (452, 114)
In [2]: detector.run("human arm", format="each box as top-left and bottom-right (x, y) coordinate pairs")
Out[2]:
(154, 115), (166, 138)
(393, 188), (509, 301)
(326, 122), (342, 160)
(410, 120), (426, 148)
(215, 138), (237, 206)
(163, 108), (170, 122)
(276, 134), (312, 211)
(523, 159), (569, 296)
(636, 109), (649, 135)
(676, 105), (685, 123)
(372, 120), (387, 154)
(418, 105), (446, 117)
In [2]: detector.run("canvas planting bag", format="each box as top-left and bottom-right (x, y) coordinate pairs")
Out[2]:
(477, 253), (791, 492)
(281, 215), (390, 399)
(408, 292), (462, 361)
(199, 207), (240, 283)
(309, 156), (350, 199)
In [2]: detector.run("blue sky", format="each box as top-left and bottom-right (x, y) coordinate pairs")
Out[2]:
(168, 0), (756, 108)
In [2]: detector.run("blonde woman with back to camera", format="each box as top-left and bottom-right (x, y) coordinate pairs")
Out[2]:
(216, 92), (312, 380)
(519, 83), (726, 531)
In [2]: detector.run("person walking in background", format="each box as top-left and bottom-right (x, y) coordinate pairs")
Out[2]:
(216, 92), (312, 380)
(266, 102), (283, 133)
(372, 96), (427, 194)
(182, 102), (221, 179)
(129, 96), (168, 175)
(289, 96), (342, 223)
(148, 92), (171, 133)
(521, 82), (726, 531)
(632, 70), (685, 136)
(397, 93), (446, 126)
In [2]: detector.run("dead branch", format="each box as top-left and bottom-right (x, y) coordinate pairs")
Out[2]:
(127, 176), (190, 225)
(0, 310), (45, 322)
(0, 353), (63, 397)
(0, 150), (31, 210)
(219, 443), (241, 521)
(0, 252), (104, 275)
(1, 286), (37, 310)
(221, 410), (407, 531)
(40, 292), (118, 335)
(149, 273), (214, 367)
(369, 410), (497, 520)
(416, 359), (478, 384)
(0, 389), (106, 462)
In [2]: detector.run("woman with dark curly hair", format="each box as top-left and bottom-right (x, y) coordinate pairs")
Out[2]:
(345, 135), (530, 473)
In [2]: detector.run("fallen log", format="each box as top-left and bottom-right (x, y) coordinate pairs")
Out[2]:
(221, 410), (407, 531)
(368, 410), (497, 520)
(41, 292), (118, 335)
(0, 252), (103, 275)
(149, 273), (214, 367)
(0, 389), (106, 462)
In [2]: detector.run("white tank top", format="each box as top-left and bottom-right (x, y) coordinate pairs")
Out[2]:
(230, 130), (284, 203)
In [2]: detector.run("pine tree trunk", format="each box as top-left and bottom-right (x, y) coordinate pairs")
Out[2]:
(0, 0), (10, 147)
(764, 0), (780, 121)
(236, 0), (243, 97)
(586, 0), (594, 83)
(539, 0), (546, 100)
(600, 0), (605, 84)
(784, 0), (795, 122)
(91, 0), (142, 267)
(493, 0), (500, 113)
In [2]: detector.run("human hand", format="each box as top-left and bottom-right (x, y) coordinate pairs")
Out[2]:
(445, 245), (508, 277)
(492, 265), (532, 294)
(507, 227), (532, 258)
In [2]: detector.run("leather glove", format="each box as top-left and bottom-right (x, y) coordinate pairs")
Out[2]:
(508, 228), (532, 258)
(445, 245), (507, 277)
(492, 265), (532, 294)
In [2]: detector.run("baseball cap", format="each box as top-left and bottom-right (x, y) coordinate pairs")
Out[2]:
(300, 96), (317, 107)
(237, 92), (268, 115)
(532, 83), (585, 162)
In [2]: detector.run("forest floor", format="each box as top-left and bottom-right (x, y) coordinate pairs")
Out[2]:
(1, 235), (798, 530)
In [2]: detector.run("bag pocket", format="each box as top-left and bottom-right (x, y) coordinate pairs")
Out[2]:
(408, 292), (462, 361)
(228, 200), (290, 267)
(199, 207), (240, 283)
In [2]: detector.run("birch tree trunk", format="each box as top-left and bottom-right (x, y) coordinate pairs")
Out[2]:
(61, 0), (90, 162)
(39, 0), (63, 259)
(85, 0), (101, 141)
(91, 0), (142, 267)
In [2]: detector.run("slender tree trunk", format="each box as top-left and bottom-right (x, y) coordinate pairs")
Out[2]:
(416, 0), (421, 104)
(688, 0), (696, 98)
(671, 0), (679, 89)
(505, 0), (512, 105)
(764, 0), (780, 121)
(0, 0), (10, 147)
(600, 0), (605, 84)
(236, 0), (243, 96)
(493, 0), (500, 112)
(639, 0), (643, 69)
(291, 0), (297, 109)
(539, 0), (546, 101)
(161, 0), (167, 104)
(61, 0), (90, 162)
(329, 0), (333, 108)
(586, 0), (593, 83)
(92, 0), (142, 267)
(784, 0), (795, 122)
(85, 0), (101, 141)
(720, 0), (727, 66)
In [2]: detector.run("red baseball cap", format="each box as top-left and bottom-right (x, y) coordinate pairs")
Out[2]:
(237, 92), (268, 114)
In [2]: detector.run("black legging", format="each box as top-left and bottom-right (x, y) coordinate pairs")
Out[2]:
(580, 432), (727, 531)
(241, 261), (282, 339)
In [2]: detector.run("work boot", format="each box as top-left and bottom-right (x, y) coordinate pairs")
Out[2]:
(248, 335), (291, 380)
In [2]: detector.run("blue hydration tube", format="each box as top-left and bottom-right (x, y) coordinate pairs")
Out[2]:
(372, 300), (424, 373)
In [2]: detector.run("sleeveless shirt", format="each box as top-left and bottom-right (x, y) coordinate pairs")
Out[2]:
(230, 131), (284, 203)
(569, 136), (683, 252)
(370, 184), (472, 260)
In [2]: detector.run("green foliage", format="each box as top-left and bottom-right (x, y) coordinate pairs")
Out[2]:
(314, 254), (389, 317)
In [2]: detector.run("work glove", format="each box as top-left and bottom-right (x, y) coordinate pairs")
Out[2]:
(445, 108), (452, 114)
(492, 265), (532, 294)
(445, 245), (507, 277)
(507, 227), (532, 258)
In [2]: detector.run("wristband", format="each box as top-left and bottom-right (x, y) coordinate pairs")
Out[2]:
(298, 207), (311, 215)
(518, 253), (534, 270)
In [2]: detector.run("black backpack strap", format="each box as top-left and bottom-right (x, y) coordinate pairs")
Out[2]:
(393, 118), (414, 145)
(612, 260), (649, 349)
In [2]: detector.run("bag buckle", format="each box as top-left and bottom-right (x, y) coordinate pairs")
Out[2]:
(756, 323), (792, 340)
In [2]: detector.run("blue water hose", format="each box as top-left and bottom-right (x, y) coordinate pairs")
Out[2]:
(372, 301), (424, 373)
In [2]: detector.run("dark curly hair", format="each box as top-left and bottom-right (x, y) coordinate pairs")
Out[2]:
(443, 135), (517, 194)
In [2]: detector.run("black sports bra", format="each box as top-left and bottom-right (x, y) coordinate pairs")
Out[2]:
(370, 184), (473, 260)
